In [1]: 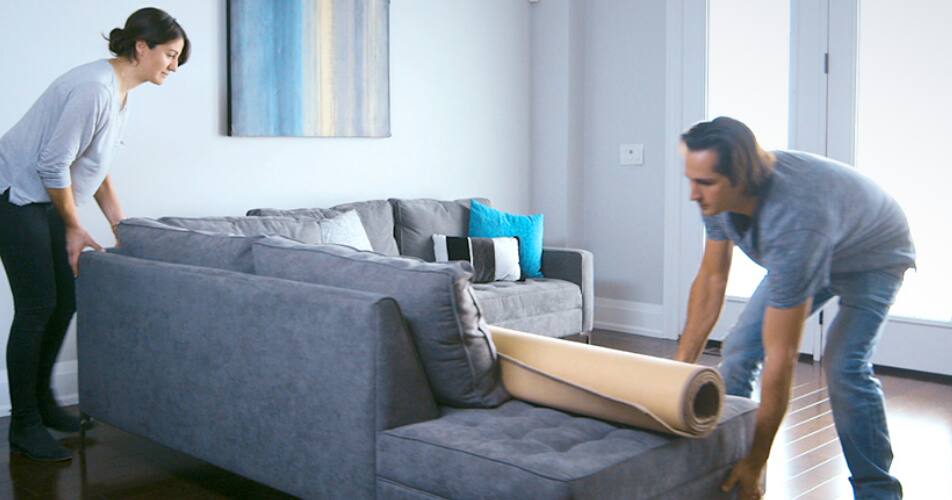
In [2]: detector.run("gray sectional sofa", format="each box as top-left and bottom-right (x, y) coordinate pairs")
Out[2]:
(74, 199), (759, 499)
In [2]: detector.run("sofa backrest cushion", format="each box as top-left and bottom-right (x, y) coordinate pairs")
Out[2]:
(247, 199), (399, 256)
(390, 198), (490, 261)
(252, 237), (510, 408)
(116, 218), (266, 273)
(158, 216), (324, 244)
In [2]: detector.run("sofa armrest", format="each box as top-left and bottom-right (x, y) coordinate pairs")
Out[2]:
(76, 251), (438, 499)
(541, 247), (594, 332)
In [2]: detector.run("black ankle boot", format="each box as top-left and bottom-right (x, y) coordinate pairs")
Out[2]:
(9, 419), (72, 462)
(39, 397), (82, 433)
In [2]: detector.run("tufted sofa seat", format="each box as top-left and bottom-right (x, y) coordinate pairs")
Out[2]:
(377, 398), (758, 499)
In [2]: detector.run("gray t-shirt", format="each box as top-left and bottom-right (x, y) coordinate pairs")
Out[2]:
(0, 59), (127, 206)
(703, 150), (916, 308)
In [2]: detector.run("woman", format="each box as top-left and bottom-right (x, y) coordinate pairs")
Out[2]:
(0, 7), (189, 462)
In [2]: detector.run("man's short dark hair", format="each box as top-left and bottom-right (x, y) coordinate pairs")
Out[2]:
(681, 116), (775, 196)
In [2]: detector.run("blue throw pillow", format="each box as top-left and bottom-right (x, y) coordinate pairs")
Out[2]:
(468, 199), (544, 278)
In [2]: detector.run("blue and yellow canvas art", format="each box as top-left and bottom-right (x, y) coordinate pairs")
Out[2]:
(228, 0), (390, 137)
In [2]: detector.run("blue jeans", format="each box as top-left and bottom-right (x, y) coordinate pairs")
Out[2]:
(719, 269), (904, 500)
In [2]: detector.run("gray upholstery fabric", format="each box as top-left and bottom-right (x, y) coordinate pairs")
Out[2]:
(115, 218), (265, 273)
(76, 251), (438, 499)
(489, 310), (584, 339)
(248, 199), (400, 256)
(158, 215), (324, 244)
(542, 247), (595, 332)
(252, 238), (509, 408)
(472, 278), (581, 324)
(391, 198), (489, 261)
(378, 478), (446, 499)
(246, 206), (337, 219)
(378, 397), (758, 499)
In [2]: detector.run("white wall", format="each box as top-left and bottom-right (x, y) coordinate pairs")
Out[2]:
(531, 0), (670, 336)
(529, 0), (583, 248)
(0, 0), (531, 411)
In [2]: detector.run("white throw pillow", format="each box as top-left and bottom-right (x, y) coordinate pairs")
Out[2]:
(321, 210), (374, 251)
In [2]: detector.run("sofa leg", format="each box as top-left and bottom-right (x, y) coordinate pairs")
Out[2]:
(79, 412), (89, 498)
(563, 332), (592, 344)
(79, 412), (93, 449)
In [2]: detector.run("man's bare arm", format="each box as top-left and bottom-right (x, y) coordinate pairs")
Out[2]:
(675, 239), (732, 363)
(722, 300), (812, 498)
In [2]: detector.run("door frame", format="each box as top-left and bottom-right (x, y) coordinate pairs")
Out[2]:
(666, 0), (832, 357)
(667, 0), (952, 375)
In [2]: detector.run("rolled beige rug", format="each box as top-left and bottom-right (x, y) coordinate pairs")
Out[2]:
(490, 326), (725, 438)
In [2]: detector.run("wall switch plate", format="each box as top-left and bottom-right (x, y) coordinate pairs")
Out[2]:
(620, 144), (644, 165)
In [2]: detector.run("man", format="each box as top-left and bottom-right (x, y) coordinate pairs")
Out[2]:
(674, 117), (915, 500)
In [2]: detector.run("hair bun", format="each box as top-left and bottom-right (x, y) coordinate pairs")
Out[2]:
(108, 27), (129, 55)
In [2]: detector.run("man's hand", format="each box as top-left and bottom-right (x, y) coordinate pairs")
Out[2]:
(66, 225), (103, 276)
(721, 455), (765, 500)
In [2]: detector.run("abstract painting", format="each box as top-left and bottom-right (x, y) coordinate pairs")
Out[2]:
(228, 0), (390, 137)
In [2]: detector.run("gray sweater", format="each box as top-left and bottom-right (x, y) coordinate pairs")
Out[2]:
(0, 59), (127, 206)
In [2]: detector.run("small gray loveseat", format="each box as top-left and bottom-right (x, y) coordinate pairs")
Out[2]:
(244, 198), (594, 340)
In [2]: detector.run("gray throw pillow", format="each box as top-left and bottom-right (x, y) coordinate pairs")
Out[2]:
(247, 199), (400, 256)
(158, 216), (323, 244)
(390, 198), (490, 261)
(252, 237), (509, 408)
(116, 218), (266, 273)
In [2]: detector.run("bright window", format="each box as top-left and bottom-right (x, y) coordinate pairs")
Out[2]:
(855, 0), (952, 322)
(708, 0), (791, 298)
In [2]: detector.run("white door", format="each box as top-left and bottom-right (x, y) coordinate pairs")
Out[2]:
(705, 0), (828, 357)
(701, 0), (951, 374)
(824, 0), (952, 375)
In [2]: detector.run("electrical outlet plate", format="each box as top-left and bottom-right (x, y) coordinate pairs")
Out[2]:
(620, 144), (644, 165)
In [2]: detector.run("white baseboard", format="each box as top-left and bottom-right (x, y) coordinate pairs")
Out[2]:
(594, 298), (672, 339)
(0, 360), (79, 414)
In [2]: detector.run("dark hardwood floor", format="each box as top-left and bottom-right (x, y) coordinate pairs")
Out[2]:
(1, 329), (949, 499)
(596, 330), (952, 500)
(0, 418), (295, 499)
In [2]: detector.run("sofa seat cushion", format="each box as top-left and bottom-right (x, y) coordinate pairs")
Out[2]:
(473, 278), (581, 325)
(377, 397), (757, 499)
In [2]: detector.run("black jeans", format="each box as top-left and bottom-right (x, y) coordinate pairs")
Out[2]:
(0, 189), (75, 423)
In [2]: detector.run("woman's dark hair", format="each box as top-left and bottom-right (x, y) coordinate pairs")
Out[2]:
(680, 116), (775, 196)
(106, 7), (190, 65)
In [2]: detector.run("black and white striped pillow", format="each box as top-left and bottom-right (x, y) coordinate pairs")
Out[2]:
(432, 234), (522, 283)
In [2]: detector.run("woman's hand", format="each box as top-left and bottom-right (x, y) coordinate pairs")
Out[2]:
(66, 225), (103, 276)
(111, 222), (121, 248)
